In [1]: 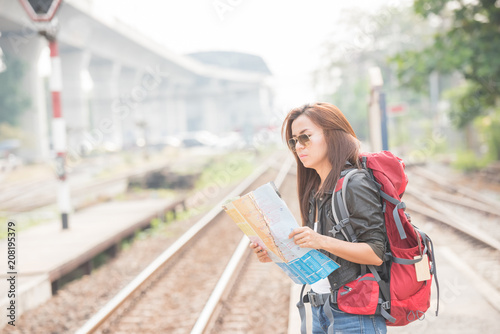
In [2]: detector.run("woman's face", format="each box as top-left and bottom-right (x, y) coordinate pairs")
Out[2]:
(291, 114), (331, 175)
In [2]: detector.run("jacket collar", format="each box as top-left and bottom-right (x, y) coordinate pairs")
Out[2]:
(307, 164), (357, 207)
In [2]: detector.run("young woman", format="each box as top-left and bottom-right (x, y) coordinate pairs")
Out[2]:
(250, 102), (387, 333)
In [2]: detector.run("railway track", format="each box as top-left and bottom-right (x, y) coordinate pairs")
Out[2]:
(76, 156), (294, 334)
(202, 165), (296, 334)
(406, 166), (500, 250)
(0, 161), (180, 213)
(40, 160), (499, 333)
(408, 166), (500, 212)
(405, 166), (500, 306)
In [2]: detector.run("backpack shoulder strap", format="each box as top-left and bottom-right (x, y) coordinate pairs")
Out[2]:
(331, 168), (366, 242)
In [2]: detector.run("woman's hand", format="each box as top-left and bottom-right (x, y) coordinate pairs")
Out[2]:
(289, 228), (383, 266)
(289, 227), (325, 249)
(249, 242), (272, 263)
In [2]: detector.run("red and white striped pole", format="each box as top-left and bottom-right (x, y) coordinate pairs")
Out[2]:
(49, 38), (71, 229)
(18, 0), (67, 229)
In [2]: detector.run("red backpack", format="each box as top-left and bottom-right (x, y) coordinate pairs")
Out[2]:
(330, 151), (439, 326)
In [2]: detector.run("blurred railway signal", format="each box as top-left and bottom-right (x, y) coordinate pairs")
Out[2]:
(389, 104), (406, 114)
(19, 0), (71, 230)
(19, 0), (62, 22)
(368, 67), (389, 152)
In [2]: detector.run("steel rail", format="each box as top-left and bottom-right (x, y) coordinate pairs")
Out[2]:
(424, 188), (500, 217)
(409, 166), (500, 210)
(405, 188), (500, 252)
(190, 155), (293, 334)
(292, 164), (500, 250)
(75, 156), (276, 334)
(439, 246), (500, 314)
(1, 179), (128, 213)
(0, 161), (177, 212)
(190, 236), (250, 334)
(0, 178), (53, 202)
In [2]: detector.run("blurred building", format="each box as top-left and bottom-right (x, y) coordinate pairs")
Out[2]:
(186, 51), (274, 143)
(0, 0), (274, 162)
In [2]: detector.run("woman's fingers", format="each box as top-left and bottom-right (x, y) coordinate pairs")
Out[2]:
(289, 227), (323, 249)
(289, 226), (308, 239)
(289, 227), (311, 243)
(249, 243), (271, 262)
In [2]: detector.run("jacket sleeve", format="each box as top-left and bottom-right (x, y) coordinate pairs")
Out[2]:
(344, 171), (386, 261)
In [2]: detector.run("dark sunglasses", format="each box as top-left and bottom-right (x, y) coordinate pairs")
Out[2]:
(287, 134), (311, 152)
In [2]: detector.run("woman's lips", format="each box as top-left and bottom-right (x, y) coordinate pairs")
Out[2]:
(299, 154), (307, 159)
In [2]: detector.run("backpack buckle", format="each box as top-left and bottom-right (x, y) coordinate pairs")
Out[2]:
(307, 291), (329, 307)
(330, 290), (338, 304)
(382, 301), (391, 310)
(307, 291), (320, 307)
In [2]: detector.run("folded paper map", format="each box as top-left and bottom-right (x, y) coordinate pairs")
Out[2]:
(223, 182), (339, 284)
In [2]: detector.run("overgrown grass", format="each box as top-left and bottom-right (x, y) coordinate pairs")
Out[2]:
(119, 151), (259, 243)
(452, 150), (494, 172)
(194, 151), (256, 191)
(118, 209), (194, 248)
(452, 112), (500, 172)
(0, 208), (58, 240)
(0, 150), (261, 241)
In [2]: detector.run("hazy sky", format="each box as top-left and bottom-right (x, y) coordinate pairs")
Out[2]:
(95, 0), (412, 111)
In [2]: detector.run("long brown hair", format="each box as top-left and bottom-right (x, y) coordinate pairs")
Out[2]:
(281, 102), (361, 226)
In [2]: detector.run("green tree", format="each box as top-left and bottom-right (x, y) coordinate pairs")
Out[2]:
(0, 53), (30, 126)
(391, 0), (500, 128)
(314, 4), (437, 144)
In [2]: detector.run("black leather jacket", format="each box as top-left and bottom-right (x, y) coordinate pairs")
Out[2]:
(307, 168), (387, 290)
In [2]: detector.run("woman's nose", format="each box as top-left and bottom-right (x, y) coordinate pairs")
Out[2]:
(295, 141), (305, 151)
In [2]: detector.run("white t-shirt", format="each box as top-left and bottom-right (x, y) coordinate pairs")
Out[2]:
(310, 221), (331, 294)
(310, 277), (331, 294)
